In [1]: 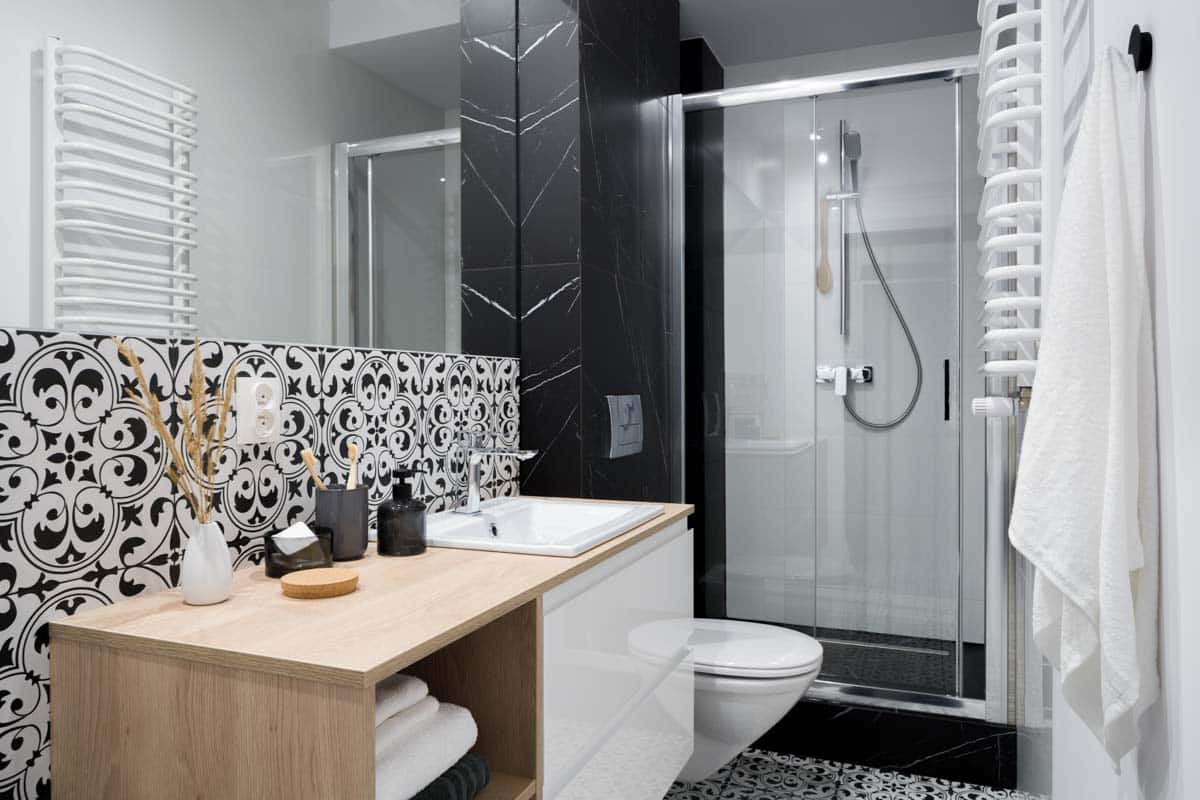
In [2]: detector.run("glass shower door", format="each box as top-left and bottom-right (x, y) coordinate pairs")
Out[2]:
(721, 96), (819, 633)
(811, 81), (963, 696)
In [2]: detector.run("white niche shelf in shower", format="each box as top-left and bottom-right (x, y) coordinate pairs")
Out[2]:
(42, 36), (199, 335)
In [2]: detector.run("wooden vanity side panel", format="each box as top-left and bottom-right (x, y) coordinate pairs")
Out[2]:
(406, 598), (541, 787)
(51, 638), (375, 800)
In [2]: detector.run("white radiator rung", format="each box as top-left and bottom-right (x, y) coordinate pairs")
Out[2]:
(56, 102), (197, 147)
(982, 232), (1042, 253)
(56, 200), (198, 231)
(55, 64), (197, 112)
(57, 162), (199, 198)
(56, 84), (198, 130)
(55, 295), (198, 315)
(55, 219), (196, 248)
(56, 315), (198, 332)
(57, 257), (198, 283)
(982, 360), (1038, 377)
(57, 143), (197, 181)
(56, 277), (197, 298)
(56, 180), (197, 215)
(57, 43), (197, 98)
(983, 295), (1042, 316)
(979, 328), (1043, 349)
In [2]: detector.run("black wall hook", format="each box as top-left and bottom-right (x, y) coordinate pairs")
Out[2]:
(1128, 24), (1153, 71)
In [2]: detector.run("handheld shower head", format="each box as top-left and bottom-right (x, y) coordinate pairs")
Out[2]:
(843, 130), (862, 161)
(843, 129), (862, 193)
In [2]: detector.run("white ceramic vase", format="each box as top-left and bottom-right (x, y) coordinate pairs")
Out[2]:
(180, 520), (233, 605)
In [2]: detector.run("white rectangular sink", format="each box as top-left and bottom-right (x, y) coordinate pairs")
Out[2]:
(425, 497), (665, 557)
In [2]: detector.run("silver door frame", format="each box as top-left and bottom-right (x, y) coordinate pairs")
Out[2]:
(678, 58), (1008, 723)
(332, 128), (461, 346)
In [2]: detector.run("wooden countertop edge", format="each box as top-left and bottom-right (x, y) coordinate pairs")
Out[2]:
(50, 502), (694, 687)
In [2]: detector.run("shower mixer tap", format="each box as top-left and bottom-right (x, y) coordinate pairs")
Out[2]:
(816, 365), (873, 397)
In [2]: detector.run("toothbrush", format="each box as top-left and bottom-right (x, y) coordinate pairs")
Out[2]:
(300, 448), (326, 490)
(346, 443), (359, 490)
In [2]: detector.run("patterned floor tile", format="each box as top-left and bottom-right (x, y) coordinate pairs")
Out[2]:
(664, 748), (1037, 800)
(725, 750), (839, 799)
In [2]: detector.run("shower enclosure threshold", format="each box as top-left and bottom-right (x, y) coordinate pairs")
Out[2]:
(807, 680), (987, 720)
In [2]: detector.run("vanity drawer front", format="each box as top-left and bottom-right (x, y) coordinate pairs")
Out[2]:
(542, 521), (694, 799)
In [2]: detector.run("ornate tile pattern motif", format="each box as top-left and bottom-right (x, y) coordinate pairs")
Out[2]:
(666, 749), (1045, 800)
(0, 327), (518, 799)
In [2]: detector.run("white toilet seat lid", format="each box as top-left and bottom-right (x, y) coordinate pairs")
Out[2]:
(631, 618), (823, 679)
(691, 619), (822, 678)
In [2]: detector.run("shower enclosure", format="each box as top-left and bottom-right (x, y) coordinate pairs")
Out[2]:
(682, 60), (995, 717)
(333, 129), (461, 350)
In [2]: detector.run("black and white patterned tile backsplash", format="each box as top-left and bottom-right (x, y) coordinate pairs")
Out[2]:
(0, 327), (518, 799)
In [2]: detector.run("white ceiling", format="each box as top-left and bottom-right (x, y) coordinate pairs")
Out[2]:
(680, 0), (980, 66)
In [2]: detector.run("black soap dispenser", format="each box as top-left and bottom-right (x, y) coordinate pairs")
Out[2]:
(377, 465), (426, 556)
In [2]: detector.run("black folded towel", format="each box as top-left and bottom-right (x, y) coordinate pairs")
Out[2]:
(411, 752), (491, 800)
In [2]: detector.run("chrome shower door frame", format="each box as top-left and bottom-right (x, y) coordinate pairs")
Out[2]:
(678, 57), (1011, 723)
(332, 128), (461, 347)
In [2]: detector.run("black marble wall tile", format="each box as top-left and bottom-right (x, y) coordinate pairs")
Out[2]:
(638, 0), (681, 99)
(461, 0), (520, 357)
(461, 266), (519, 357)
(754, 700), (1018, 790)
(516, 0), (679, 502)
(462, 0), (518, 36)
(519, 262), (583, 496)
(578, 0), (638, 72)
(519, 0), (578, 27)
(461, 29), (518, 271)
(579, 265), (670, 501)
(579, 31), (640, 284)
(518, 17), (582, 267)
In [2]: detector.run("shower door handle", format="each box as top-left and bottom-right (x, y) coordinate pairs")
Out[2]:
(838, 119), (849, 337)
(943, 359), (951, 422)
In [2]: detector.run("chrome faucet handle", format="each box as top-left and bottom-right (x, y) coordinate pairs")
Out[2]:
(454, 428), (510, 448)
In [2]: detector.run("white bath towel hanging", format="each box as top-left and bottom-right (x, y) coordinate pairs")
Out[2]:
(1008, 46), (1158, 765)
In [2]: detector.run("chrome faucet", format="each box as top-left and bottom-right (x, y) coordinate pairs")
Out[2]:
(454, 430), (537, 515)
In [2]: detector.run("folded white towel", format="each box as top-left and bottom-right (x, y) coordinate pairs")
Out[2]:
(1008, 46), (1159, 764)
(375, 673), (428, 727)
(375, 695), (440, 757)
(375, 703), (478, 800)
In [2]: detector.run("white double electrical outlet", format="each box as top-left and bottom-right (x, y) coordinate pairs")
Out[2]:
(235, 377), (283, 445)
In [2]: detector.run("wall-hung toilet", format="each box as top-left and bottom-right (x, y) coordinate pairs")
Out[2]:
(676, 619), (823, 783)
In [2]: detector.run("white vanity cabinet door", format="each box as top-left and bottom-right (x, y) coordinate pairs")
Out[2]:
(542, 520), (693, 800)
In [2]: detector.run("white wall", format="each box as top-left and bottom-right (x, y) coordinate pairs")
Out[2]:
(1048, 0), (1200, 798)
(0, 0), (444, 344)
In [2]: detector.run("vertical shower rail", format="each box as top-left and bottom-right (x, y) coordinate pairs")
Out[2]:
(973, 0), (1064, 723)
(43, 36), (199, 334)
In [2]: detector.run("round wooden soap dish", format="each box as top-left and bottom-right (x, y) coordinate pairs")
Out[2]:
(280, 567), (359, 599)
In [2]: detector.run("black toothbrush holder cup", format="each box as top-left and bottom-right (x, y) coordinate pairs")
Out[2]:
(315, 483), (369, 561)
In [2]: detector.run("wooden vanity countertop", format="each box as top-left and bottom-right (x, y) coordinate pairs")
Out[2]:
(50, 500), (692, 687)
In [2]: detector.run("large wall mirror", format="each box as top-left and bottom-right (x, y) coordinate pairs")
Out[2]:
(2, 0), (518, 357)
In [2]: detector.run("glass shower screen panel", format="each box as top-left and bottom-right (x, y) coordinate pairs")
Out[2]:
(349, 144), (461, 352)
(722, 97), (819, 632)
(812, 82), (961, 695)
